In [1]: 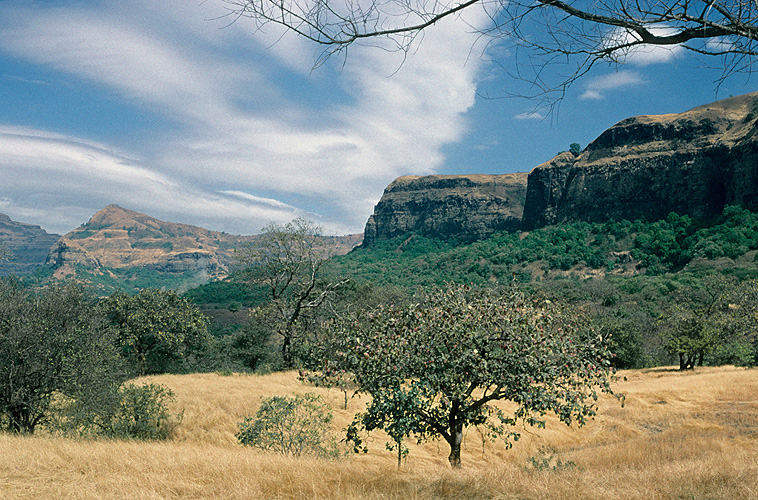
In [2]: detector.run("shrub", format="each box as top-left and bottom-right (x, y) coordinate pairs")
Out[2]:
(106, 383), (181, 440)
(236, 393), (339, 457)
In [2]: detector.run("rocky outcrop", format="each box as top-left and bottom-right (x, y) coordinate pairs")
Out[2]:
(362, 174), (529, 246)
(522, 92), (758, 229)
(0, 214), (61, 275)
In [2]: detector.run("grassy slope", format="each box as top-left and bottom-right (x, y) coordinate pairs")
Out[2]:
(2, 366), (757, 499)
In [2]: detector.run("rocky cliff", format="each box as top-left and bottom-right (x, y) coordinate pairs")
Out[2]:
(522, 92), (758, 229)
(363, 173), (528, 246)
(0, 214), (61, 275)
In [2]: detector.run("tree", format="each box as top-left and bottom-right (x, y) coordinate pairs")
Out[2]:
(102, 289), (211, 375)
(658, 274), (755, 370)
(235, 218), (348, 366)
(310, 283), (616, 468)
(0, 278), (125, 434)
(223, 0), (758, 101)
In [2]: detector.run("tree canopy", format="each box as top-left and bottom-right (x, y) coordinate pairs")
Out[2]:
(310, 283), (616, 467)
(102, 289), (211, 375)
(0, 278), (125, 433)
(235, 218), (348, 366)
(223, 0), (758, 100)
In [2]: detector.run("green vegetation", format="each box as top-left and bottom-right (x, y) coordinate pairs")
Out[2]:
(310, 284), (616, 468)
(102, 289), (212, 375)
(0, 278), (178, 440)
(236, 393), (339, 457)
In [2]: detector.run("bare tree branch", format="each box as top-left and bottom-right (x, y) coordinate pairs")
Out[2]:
(223, 0), (758, 102)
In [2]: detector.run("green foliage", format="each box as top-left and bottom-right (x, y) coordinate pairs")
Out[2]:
(236, 393), (339, 457)
(0, 278), (126, 434)
(105, 383), (181, 440)
(569, 143), (582, 156)
(190, 280), (254, 304)
(235, 218), (348, 366)
(327, 208), (758, 288)
(311, 283), (616, 468)
(526, 448), (579, 471)
(102, 289), (212, 375)
(657, 275), (758, 369)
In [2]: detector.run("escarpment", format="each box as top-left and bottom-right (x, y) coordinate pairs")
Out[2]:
(522, 92), (758, 229)
(362, 174), (529, 246)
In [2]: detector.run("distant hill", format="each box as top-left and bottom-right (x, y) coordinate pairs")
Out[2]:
(0, 205), (361, 291)
(0, 213), (61, 275)
(44, 205), (362, 291)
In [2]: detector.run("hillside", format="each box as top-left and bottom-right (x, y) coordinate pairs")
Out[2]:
(363, 173), (528, 246)
(2, 366), (756, 499)
(366, 93), (758, 246)
(44, 205), (362, 291)
(0, 213), (60, 275)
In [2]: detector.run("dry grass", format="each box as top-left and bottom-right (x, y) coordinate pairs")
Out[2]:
(2, 366), (758, 499)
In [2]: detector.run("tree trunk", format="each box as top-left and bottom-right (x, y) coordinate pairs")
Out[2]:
(679, 352), (686, 371)
(447, 401), (464, 468)
(448, 434), (463, 468)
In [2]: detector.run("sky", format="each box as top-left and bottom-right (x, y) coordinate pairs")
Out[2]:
(0, 0), (756, 237)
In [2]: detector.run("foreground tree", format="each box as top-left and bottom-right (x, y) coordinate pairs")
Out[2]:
(235, 218), (348, 366)
(223, 0), (758, 100)
(310, 284), (616, 468)
(102, 289), (211, 375)
(0, 279), (124, 433)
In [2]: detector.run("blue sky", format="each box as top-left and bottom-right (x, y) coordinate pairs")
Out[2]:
(0, 0), (755, 236)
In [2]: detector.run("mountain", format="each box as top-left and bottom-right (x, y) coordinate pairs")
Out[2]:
(47, 205), (251, 279)
(522, 92), (758, 229)
(362, 174), (529, 246)
(45, 205), (362, 290)
(0, 214), (61, 275)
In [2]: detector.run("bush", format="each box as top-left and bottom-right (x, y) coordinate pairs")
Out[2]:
(106, 383), (181, 440)
(236, 393), (339, 457)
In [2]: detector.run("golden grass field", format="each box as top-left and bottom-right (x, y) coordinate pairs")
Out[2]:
(1, 366), (757, 499)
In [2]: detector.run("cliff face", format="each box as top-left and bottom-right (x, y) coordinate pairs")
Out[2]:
(363, 173), (529, 246)
(522, 92), (758, 229)
(0, 214), (61, 275)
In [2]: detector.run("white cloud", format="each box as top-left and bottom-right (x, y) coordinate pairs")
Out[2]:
(0, 0), (491, 235)
(579, 70), (646, 100)
(0, 127), (303, 235)
(514, 111), (546, 120)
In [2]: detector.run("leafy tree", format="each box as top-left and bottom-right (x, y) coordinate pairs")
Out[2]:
(569, 143), (582, 157)
(659, 274), (746, 370)
(310, 283), (616, 468)
(0, 278), (125, 434)
(235, 218), (348, 366)
(102, 289), (211, 375)
(223, 0), (758, 103)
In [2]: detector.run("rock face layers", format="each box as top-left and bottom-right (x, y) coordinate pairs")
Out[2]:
(522, 92), (758, 229)
(0, 214), (61, 275)
(363, 173), (529, 246)
(46, 205), (363, 280)
(47, 205), (248, 278)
